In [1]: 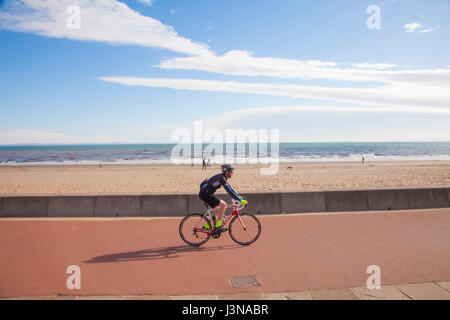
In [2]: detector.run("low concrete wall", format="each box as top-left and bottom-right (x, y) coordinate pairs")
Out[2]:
(324, 190), (369, 212)
(0, 187), (449, 217)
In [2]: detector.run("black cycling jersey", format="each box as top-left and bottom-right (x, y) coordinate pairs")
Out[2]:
(200, 173), (241, 201)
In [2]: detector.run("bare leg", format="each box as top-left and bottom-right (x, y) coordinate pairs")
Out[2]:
(214, 200), (227, 225)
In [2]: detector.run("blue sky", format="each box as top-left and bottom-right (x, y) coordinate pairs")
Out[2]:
(0, 0), (449, 144)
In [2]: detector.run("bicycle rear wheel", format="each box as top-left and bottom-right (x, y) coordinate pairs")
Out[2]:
(229, 213), (261, 245)
(179, 213), (212, 246)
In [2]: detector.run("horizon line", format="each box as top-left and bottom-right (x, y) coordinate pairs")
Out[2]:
(1, 141), (450, 147)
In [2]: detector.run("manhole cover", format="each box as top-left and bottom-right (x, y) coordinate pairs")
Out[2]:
(230, 275), (262, 288)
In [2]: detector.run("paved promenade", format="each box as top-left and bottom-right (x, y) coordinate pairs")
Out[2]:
(1, 209), (449, 299)
(2, 281), (450, 300)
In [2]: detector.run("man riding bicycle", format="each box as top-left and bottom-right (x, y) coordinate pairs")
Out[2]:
(199, 164), (248, 232)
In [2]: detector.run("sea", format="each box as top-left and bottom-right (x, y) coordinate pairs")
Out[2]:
(0, 142), (450, 165)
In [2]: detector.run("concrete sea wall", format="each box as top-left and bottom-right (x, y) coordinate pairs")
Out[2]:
(0, 187), (449, 217)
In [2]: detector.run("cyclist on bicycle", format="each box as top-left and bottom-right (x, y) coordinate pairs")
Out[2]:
(199, 164), (248, 232)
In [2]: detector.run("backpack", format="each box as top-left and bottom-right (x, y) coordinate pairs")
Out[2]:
(200, 179), (208, 191)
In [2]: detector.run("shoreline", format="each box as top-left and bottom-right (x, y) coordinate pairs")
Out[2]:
(1, 159), (450, 167)
(1, 157), (450, 166)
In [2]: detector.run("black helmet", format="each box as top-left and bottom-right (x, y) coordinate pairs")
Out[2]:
(221, 164), (234, 173)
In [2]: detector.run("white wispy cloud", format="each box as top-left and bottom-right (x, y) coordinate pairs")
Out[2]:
(98, 76), (450, 112)
(352, 63), (398, 70)
(136, 0), (154, 6)
(157, 50), (450, 87)
(404, 22), (441, 34)
(421, 26), (441, 33)
(0, 0), (211, 56)
(404, 22), (423, 32)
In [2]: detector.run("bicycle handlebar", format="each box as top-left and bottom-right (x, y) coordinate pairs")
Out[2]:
(232, 199), (247, 211)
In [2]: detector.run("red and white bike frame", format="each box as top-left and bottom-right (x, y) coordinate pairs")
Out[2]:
(194, 199), (247, 234)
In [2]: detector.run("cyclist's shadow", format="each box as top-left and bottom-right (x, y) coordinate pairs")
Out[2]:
(84, 244), (242, 263)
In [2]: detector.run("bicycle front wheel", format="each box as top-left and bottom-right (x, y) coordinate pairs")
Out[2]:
(179, 213), (212, 246)
(229, 213), (261, 245)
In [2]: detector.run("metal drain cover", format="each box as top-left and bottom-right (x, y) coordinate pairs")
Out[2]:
(230, 275), (262, 288)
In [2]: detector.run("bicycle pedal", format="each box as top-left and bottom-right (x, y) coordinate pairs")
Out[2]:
(213, 227), (228, 234)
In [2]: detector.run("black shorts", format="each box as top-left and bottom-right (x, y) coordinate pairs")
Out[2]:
(199, 191), (221, 208)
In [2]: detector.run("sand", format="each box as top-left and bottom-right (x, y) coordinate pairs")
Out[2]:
(0, 161), (449, 196)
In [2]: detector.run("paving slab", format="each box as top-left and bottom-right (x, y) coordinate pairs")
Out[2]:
(217, 293), (264, 300)
(262, 292), (289, 300)
(285, 291), (313, 300)
(123, 295), (170, 300)
(0, 295), (76, 300)
(352, 286), (410, 300)
(435, 281), (450, 292)
(73, 296), (123, 300)
(396, 282), (450, 300)
(170, 295), (217, 300)
(309, 288), (361, 300)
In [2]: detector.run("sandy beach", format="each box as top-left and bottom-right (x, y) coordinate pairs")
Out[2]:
(0, 161), (449, 196)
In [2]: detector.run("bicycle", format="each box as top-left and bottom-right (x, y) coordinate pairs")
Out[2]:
(179, 199), (261, 246)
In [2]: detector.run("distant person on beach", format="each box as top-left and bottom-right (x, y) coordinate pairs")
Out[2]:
(199, 165), (247, 233)
(362, 156), (365, 163)
(202, 158), (207, 170)
(207, 158), (211, 167)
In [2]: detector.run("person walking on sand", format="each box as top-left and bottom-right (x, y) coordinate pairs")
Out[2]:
(202, 158), (207, 170)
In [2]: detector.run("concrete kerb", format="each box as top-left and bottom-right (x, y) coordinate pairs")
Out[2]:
(48, 196), (95, 217)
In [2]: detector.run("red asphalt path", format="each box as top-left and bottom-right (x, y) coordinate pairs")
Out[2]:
(0, 209), (449, 298)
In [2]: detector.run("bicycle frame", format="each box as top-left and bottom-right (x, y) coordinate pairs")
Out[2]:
(194, 200), (247, 234)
